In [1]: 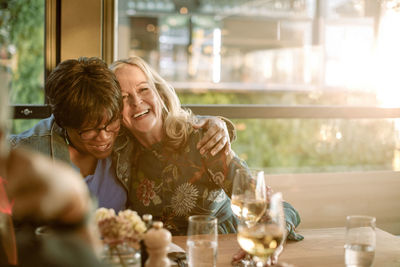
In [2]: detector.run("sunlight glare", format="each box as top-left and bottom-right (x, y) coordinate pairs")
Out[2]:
(212, 28), (221, 83)
(374, 10), (400, 107)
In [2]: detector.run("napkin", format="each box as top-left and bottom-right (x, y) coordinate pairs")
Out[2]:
(168, 242), (185, 253)
(168, 242), (186, 267)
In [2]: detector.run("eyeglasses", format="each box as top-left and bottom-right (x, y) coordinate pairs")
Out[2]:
(78, 118), (121, 140)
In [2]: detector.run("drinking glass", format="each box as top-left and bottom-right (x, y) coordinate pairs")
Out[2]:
(345, 215), (376, 267)
(237, 192), (286, 267)
(187, 215), (218, 267)
(231, 169), (267, 266)
(231, 169), (267, 226)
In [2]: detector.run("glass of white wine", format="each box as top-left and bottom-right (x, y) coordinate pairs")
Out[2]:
(231, 169), (267, 226)
(237, 192), (286, 267)
(231, 169), (267, 266)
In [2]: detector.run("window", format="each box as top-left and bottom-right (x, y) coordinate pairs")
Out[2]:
(6, 0), (400, 173)
(115, 0), (400, 173)
(0, 0), (46, 133)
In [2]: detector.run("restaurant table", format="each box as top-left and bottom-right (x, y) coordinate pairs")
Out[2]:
(172, 228), (400, 266)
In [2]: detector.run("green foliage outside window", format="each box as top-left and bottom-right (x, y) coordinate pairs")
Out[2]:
(178, 91), (396, 173)
(0, 0), (45, 134)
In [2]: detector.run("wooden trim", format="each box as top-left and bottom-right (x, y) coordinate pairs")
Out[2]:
(184, 105), (400, 119)
(13, 105), (52, 119)
(11, 104), (400, 119)
(60, 0), (102, 60)
(102, 0), (115, 64)
(45, 0), (60, 79)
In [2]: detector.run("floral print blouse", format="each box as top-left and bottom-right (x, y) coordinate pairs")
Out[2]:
(127, 128), (246, 235)
(116, 128), (303, 240)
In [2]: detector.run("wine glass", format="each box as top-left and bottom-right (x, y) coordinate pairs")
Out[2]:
(231, 169), (267, 226)
(231, 169), (267, 266)
(237, 192), (286, 267)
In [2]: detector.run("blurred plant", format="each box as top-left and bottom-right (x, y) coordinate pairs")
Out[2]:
(95, 208), (146, 248)
(95, 208), (147, 266)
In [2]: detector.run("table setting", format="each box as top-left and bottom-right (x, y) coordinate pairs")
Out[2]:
(90, 211), (400, 267)
(92, 168), (294, 267)
(91, 168), (400, 267)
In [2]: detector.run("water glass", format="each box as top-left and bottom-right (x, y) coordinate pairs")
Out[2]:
(187, 215), (218, 267)
(345, 215), (376, 267)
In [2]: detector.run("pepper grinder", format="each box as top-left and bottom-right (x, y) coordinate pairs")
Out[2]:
(140, 214), (153, 267)
(144, 221), (171, 267)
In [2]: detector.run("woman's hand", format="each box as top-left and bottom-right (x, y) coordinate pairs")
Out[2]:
(193, 117), (231, 156)
(267, 243), (284, 266)
(231, 248), (247, 265)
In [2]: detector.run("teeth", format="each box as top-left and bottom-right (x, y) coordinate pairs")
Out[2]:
(134, 110), (149, 118)
(95, 144), (108, 150)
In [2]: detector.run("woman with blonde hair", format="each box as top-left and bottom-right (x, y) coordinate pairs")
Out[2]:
(110, 56), (302, 237)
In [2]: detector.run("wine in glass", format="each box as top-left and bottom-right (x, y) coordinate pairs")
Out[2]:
(237, 192), (286, 266)
(231, 169), (267, 226)
(231, 169), (267, 266)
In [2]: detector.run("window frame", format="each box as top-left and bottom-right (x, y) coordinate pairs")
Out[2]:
(12, 0), (400, 122)
(11, 0), (59, 119)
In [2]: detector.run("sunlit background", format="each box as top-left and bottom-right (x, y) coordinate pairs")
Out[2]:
(114, 0), (400, 172)
(116, 0), (400, 108)
(2, 0), (400, 173)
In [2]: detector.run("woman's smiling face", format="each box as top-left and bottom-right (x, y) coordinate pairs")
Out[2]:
(115, 65), (163, 144)
(66, 114), (120, 159)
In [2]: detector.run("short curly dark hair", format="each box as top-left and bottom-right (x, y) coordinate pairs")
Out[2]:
(45, 57), (122, 129)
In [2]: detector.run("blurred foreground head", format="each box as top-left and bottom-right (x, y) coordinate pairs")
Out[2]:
(0, 82), (91, 223)
(0, 71), (102, 265)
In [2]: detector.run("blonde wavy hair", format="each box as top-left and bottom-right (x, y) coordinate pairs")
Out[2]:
(110, 56), (195, 150)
